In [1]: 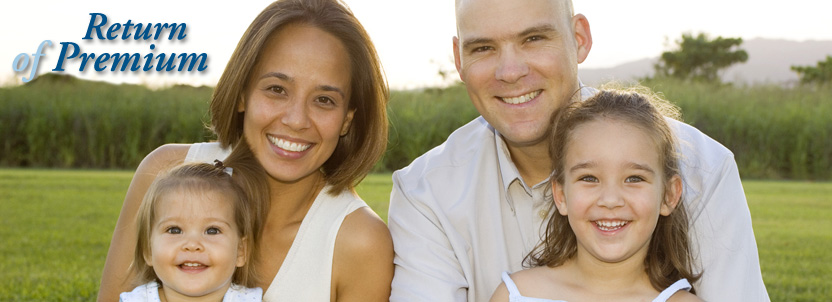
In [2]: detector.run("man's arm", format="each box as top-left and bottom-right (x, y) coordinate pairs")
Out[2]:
(388, 171), (469, 301)
(691, 155), (770, 301)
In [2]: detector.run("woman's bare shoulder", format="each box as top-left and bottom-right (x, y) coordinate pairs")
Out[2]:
(332, 206), (393, 301)
(139, 144), (191, 170)
(335, 206), (393, 260)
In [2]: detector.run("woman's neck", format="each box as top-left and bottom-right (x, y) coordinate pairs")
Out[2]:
(266, 170), (326, 222)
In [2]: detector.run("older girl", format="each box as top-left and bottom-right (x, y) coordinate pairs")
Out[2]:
(491, 89), (702, 301)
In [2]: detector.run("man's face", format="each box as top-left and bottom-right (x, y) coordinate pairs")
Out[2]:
(454, 0), (590, 150)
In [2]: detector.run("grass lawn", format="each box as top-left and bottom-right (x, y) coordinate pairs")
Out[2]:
(0, 169), (829, 301)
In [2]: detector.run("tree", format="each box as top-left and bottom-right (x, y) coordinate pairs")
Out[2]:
(791, 56), (832, 84)
(655, 33), (748, 82)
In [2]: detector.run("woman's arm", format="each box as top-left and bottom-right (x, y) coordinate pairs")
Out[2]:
(96, 144), (191, 302)
(332, 207), (394, 302)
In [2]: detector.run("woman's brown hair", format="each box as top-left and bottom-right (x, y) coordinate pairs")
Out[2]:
(210, 0), (388, 194)
(527, 87), (701, 293)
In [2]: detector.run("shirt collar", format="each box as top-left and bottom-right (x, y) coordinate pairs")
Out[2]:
(495, 130), (526, 193)
(494, 83), (598, 193)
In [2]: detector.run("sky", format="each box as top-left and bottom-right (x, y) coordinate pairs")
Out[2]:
(1, 0), (831, 89)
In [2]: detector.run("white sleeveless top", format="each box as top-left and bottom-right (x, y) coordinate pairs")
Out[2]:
(500, 272), (692, 302)
(185, 142), (369, 301)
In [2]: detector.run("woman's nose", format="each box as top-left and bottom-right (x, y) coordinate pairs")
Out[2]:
(280, 98), (311, 131)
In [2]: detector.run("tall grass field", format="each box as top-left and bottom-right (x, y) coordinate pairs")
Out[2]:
(1, 169), (829, 301)
(2, 74), (831, 180)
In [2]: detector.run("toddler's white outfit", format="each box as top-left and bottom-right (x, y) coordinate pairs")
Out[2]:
(119, 281), (262, 302)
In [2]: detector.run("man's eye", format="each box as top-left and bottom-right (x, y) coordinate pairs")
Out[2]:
(166, 227), (181, 234)
(526, 35), (544, 42)
(471, 46), (493, 53)
(206, 227), (221, 235)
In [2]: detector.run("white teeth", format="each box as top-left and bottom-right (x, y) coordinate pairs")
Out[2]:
(268, 136), (311, 152)
(595, 220), (627, 231)
(500, 90), (541, 105)
(182, 263), (202, 267)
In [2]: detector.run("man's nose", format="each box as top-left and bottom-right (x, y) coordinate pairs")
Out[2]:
(495, 48), (529, 84)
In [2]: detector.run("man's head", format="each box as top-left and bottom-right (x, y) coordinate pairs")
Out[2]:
(453, 0), (591, 151)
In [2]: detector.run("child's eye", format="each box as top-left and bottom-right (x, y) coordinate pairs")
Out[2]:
(206, 227), (221, 235)
(166, 227), (181, 234)
(579, 175), (598, 183)
(625, 176), (645, 183)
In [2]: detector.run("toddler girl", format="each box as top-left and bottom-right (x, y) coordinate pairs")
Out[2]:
(121, 144), (267, 302)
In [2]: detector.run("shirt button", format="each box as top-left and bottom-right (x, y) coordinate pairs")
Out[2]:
(538, 209), (548, 219)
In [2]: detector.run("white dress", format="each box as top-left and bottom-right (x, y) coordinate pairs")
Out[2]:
(119, 281), (262, 302)
(185, 142), (369, 302)
(500, 272), (692, 302)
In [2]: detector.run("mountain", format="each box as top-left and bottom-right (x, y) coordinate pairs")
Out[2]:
(578, 38), (832, 86)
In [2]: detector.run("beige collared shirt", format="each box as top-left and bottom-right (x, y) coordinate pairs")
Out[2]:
(388, 89), (769, 302)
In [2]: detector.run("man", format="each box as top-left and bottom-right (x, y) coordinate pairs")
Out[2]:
(388, 0), (770, 301)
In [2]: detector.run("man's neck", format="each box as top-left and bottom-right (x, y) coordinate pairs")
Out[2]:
(506, 141), (552, 186)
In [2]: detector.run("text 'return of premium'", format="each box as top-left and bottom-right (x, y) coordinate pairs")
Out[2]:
(11, 13), (209, 83)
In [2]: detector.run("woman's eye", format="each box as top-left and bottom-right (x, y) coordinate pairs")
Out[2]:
(267, 85), (286, 95)
(206, 227), (221, 235)
(316, 96), (335, 105)
(166, 227), (181, 234)
(625, 176), (645, 183)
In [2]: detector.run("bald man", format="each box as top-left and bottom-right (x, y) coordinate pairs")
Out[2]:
(387, 0), (770, 301)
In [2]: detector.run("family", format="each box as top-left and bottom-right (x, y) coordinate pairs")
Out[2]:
(96, 0), (770, 301)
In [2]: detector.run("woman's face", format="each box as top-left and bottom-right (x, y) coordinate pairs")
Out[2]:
(241, 23), (354, 184)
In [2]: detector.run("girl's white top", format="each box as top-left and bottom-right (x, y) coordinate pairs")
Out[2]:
(119, 281), (262, 302)
(500, 271), (692, 302)
(186, 142), (369, 301)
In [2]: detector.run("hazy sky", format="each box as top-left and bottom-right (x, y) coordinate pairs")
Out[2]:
(2, 0), (830, 89)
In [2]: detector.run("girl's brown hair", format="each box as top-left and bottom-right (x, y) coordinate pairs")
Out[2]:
(131, 140), (268, 288)
(527, 87), (701, 292)
(210, 0), (388, 194)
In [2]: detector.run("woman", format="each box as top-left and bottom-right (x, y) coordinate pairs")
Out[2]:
(97, 0), (393, 300)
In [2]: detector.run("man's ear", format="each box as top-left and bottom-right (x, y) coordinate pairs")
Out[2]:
(553, 181), (568, 216)
(660, 175), (683, 216)
(571, 13), (592, 64)
(453, 36), (464, 82)
(236, 237), (248, 267)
